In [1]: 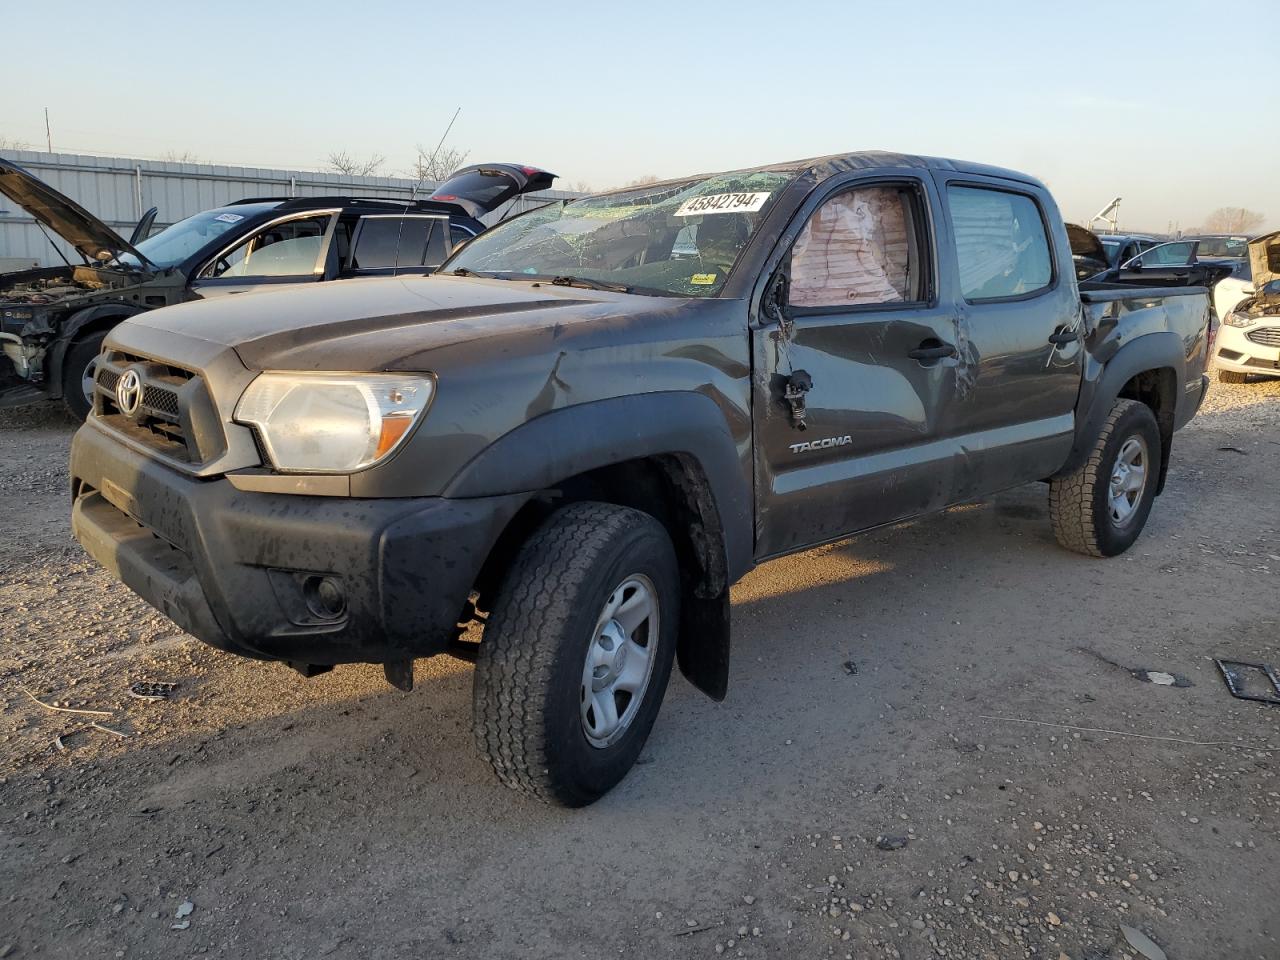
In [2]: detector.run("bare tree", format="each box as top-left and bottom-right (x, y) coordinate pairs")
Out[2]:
(623, 175), (660, 187)
(1201, 207), (1265, 234)
(161, 149), (202, 163)
(327, 150), (386, 177)
(0, 135), (32, 151)
(411, 145), (470, 182)
(563, 180), (595, 195)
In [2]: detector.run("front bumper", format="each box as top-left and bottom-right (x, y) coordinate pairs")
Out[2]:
(1214, 324), (1280, 376)
(70, 422), (528, 665)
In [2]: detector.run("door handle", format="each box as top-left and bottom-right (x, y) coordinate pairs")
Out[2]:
(908, 342), (957, 361)
(1048, 328), (1077, 345)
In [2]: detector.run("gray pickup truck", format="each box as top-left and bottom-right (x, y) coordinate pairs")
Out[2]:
(69, 152), (1218, 805)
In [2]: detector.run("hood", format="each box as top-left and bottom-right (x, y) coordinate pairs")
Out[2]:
(1066, 223), (1109, 279)
(1248, 230), (1280, 290)
(1066, 223), (1107, 263)
(0, 157), (153, 268)
(123, 274), (636, 370)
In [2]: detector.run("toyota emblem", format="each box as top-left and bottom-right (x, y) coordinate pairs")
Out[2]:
(116, 368), (143, 417)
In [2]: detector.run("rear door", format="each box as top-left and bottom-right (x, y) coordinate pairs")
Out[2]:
(188, 210), (339, 300)
(932, 177), (1084, 499)
(340, 214), (453, 277)
(751, 172), (963, 557)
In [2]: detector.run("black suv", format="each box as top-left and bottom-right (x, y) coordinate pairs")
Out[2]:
(0, 160), (555, 418)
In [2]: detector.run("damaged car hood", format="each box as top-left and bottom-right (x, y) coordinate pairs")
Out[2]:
(119, 274), (660, 371)
(0, 158), (153, 269)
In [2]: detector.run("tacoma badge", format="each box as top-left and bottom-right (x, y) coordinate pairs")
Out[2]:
(789, 435), (852, 454)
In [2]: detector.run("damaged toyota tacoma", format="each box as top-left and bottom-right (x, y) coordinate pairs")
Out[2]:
(0, 158), (554, 418)
(70, 152), (1218, 805)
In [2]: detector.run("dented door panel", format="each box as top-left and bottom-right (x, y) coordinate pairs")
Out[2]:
(751, 171), (966, 557)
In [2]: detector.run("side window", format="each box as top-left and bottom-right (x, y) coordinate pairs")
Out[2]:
(204, 215), (331, 279)
(1143, 241), (1195, 266)
(350, 216), (450, 270)
(789, 185), (923, 308)
(450, 224), (474, 250)
(947, 186), (1053, 301)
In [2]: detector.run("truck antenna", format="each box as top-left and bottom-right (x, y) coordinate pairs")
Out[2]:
(394, 107), (462, 277)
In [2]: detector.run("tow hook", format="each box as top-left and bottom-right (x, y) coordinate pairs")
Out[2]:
(782, 370), (813, 431)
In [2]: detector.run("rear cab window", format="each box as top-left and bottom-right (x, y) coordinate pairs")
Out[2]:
(947, 186), (1053, 301)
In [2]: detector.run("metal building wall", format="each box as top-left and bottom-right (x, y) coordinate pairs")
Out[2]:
(0, 150), (576, 268)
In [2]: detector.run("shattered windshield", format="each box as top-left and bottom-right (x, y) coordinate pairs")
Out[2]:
(119, 208), (262, 269)
(444, 171), (796, 296)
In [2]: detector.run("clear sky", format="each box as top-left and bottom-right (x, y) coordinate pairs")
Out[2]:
(3, 0), (1276, 232)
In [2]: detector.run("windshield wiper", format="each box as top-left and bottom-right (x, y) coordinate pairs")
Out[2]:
(449, 267), (509, 280)
(548, 275), (634, 294)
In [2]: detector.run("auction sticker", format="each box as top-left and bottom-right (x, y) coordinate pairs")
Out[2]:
(674, 192), (771, 217)
(214, 213), (245, 223)
(690, 273), (717, 285)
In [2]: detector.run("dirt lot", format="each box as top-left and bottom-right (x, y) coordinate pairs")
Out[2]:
(2, 376), (1278, 960)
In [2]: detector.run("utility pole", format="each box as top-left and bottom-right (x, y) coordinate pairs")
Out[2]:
(44, 108), (52, 153)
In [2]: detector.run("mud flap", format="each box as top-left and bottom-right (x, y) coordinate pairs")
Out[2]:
(676, 588), (730, 701)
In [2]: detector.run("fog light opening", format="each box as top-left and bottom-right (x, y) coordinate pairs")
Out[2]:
(303, 575), (346, 620)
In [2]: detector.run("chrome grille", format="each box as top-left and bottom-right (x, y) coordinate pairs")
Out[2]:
(1245, 327), (1280, 347)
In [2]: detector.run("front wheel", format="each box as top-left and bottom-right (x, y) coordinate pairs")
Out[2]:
(61, 330), (109, 421)
(472, 502), (679, 806)
(1049, 398), (1162, 558)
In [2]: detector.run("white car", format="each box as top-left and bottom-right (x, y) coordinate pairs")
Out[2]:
(1213, 230), (1280, 383)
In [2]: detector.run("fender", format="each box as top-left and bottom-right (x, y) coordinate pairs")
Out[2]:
(444, 391), (753, 701)
(46, 303), (148, 398)
(445, 391), (752, 577)
(1056, 330), (1185, 485)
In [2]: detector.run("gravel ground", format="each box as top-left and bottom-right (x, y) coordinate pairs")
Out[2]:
(2, 375), (1278, 960)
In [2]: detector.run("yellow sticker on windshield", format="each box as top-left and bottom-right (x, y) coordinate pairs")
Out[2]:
(691, 273), (717, 285)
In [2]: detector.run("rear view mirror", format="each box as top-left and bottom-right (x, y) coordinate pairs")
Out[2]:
(1129, 257), (1143, 269)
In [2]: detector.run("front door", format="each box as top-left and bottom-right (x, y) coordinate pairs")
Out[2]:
(188, 210), (339, 300)
(752, 175), (963, 558)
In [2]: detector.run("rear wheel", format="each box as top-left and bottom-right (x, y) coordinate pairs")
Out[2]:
(1049, 398), (1161, 558)
(1217, 368), (1249, 384)
(472, 502), (679, 806)
(61, 330), (108, 421)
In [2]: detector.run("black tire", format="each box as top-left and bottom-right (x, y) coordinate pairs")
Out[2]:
(61, 330), (108, 421)
(1217, 368), (1249, 384)
(1049, 398), (1162, 558)
(473, 502), (679, 806)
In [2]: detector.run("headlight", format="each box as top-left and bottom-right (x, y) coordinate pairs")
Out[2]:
(234, 372), (434, 473)
(1223, 311), (1254, 328)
